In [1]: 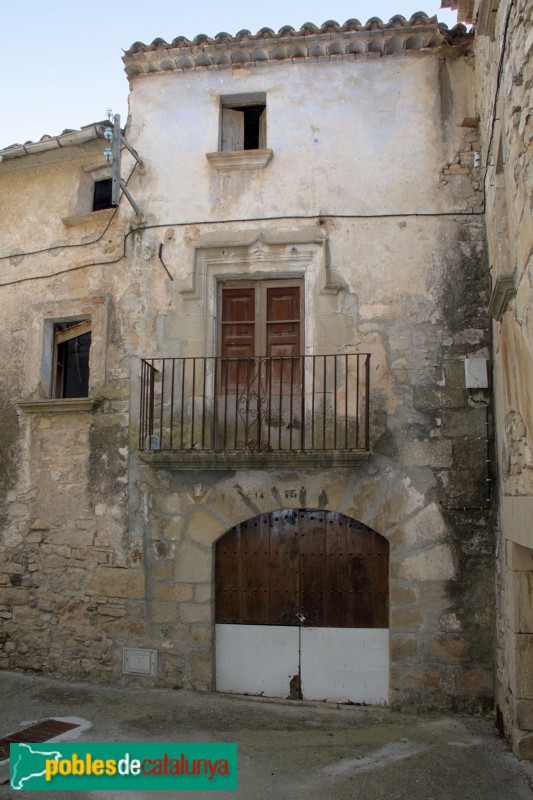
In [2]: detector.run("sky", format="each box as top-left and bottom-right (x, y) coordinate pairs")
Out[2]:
(1, 1), (458, 150)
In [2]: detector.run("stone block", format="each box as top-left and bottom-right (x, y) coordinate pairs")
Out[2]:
(389, 584), (419, 605)
(390, 636), (419, 661)
(0, 588), (29, 606)
(160, 652), (185, 688)
(190, 623), (213, 646)
(445, 468), (488, 506)
(192, 651), (214, 690)
(150, 602), (177, 623)
(427, 636), (469, 662)
(175, 542), (211, 583)
(413, 387), (466, 411)
(392, 542), (456, 581)
(103, 618), (148, 637)
(36, 592), (60, 612)
(184, 509), (227, 547)
(194, 583), (212, 603)
(45, 529), (95, 548)
(87, 567), (145, 598)
(10, 654), (44, 671)
(391, 608), (424, 631)
(512, 730), (533, 760)
(151, 540), (176, 560)
(358, 301), (399, 320)
(403, 440), (452, 468)
(29, 518), (54, 531)
(9, 503), (29, 518)
(513, 635), (533, 697)
(128, 601), (146, 619)
(180, 603), (212, 624)
(153, 582), (193, 602)
(439, 611), (462, 633)
(153, 493), (191, 516)
(459, 667), (494, 691)
(515, 698), (533, 730)
(444, 362), (466, 389)
(441, 409), (487, 438)
(517, 203), (533, 269)
(361, 475), (425, 534)
(391, 502), (448, 547)
(0, 562), (25, 575)
(97, 604), (126, 617)
(150, 516), (184, 542)
(152, 562), (175, 581)
(390, 665), (441, 689)
(451, 438), (487, 472)
(26, 532), (45, 544)
(511, 570), (533, 632)
(506, 540), (533, 571)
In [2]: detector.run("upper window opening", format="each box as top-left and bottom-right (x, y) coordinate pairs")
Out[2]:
(53, 320), (92, 398)
(92, 178), (113, 212)
(221, 102), (266, 152)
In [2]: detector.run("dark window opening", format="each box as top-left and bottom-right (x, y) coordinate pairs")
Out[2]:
(221, 104), (266, 151)
(54, 320), (91, 398)
(242, 105), (265, 150)
(496, 133), (504, 175)
(92, 178), (113, 212)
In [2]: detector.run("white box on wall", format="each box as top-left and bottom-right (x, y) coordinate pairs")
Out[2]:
(464, 358), (489, 389)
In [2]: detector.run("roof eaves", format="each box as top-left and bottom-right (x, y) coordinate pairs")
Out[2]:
(0, 121), (111, 163)
(122, 13), (472, 77)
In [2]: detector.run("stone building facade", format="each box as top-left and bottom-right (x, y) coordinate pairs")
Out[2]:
(0, 14), (496, 714)
(452, 0), (533, 760)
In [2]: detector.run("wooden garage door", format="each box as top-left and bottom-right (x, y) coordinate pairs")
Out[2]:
(215, 509), (388, 628)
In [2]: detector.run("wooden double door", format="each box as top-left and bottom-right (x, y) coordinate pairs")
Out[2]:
(215, 510), (390, 703)
(217, 280), (303, 450)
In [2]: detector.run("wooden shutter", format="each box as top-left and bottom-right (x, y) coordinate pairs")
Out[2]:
(220, 287), (255, 390)
(222, 108), (244, 152)
(266, 286), (301, 385)
(221, 288), (255, 358)
(266, 286), (301, 358)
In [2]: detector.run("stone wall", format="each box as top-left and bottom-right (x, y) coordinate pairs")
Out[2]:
(0, 21), (496, 710)
(475, 0), (533, 758)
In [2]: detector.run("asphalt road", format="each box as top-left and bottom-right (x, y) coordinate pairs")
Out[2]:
(0, 671), (532, 799)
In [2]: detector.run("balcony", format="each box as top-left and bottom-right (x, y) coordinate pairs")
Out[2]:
(138, 354), (370, 469)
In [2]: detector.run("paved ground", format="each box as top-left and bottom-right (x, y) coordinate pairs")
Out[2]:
(0, 671), (532, 799)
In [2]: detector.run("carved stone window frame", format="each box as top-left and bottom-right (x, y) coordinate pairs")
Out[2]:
(179, 232), (338, 358)
(20, 295), (109, 402)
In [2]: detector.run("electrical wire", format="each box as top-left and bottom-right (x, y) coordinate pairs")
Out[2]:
(0, 209), (483, 288)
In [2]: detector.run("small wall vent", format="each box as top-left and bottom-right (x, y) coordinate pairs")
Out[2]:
(123, 647), (158, 676)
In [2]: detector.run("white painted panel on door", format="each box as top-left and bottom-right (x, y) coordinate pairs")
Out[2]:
(301, 627), (389, 704)
(216, 624), (299, 697)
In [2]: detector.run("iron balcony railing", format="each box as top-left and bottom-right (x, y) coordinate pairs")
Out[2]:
(139, 354), (370, 454)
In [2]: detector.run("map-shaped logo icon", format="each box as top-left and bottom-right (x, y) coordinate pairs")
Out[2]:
(11, 743), (62, 790)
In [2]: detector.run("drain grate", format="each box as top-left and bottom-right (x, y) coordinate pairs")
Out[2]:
(0, 719), (80, 760)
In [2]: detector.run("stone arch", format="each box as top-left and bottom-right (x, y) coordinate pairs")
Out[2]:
(142, 466), (458, 697)
(214, 508), (390, 702)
